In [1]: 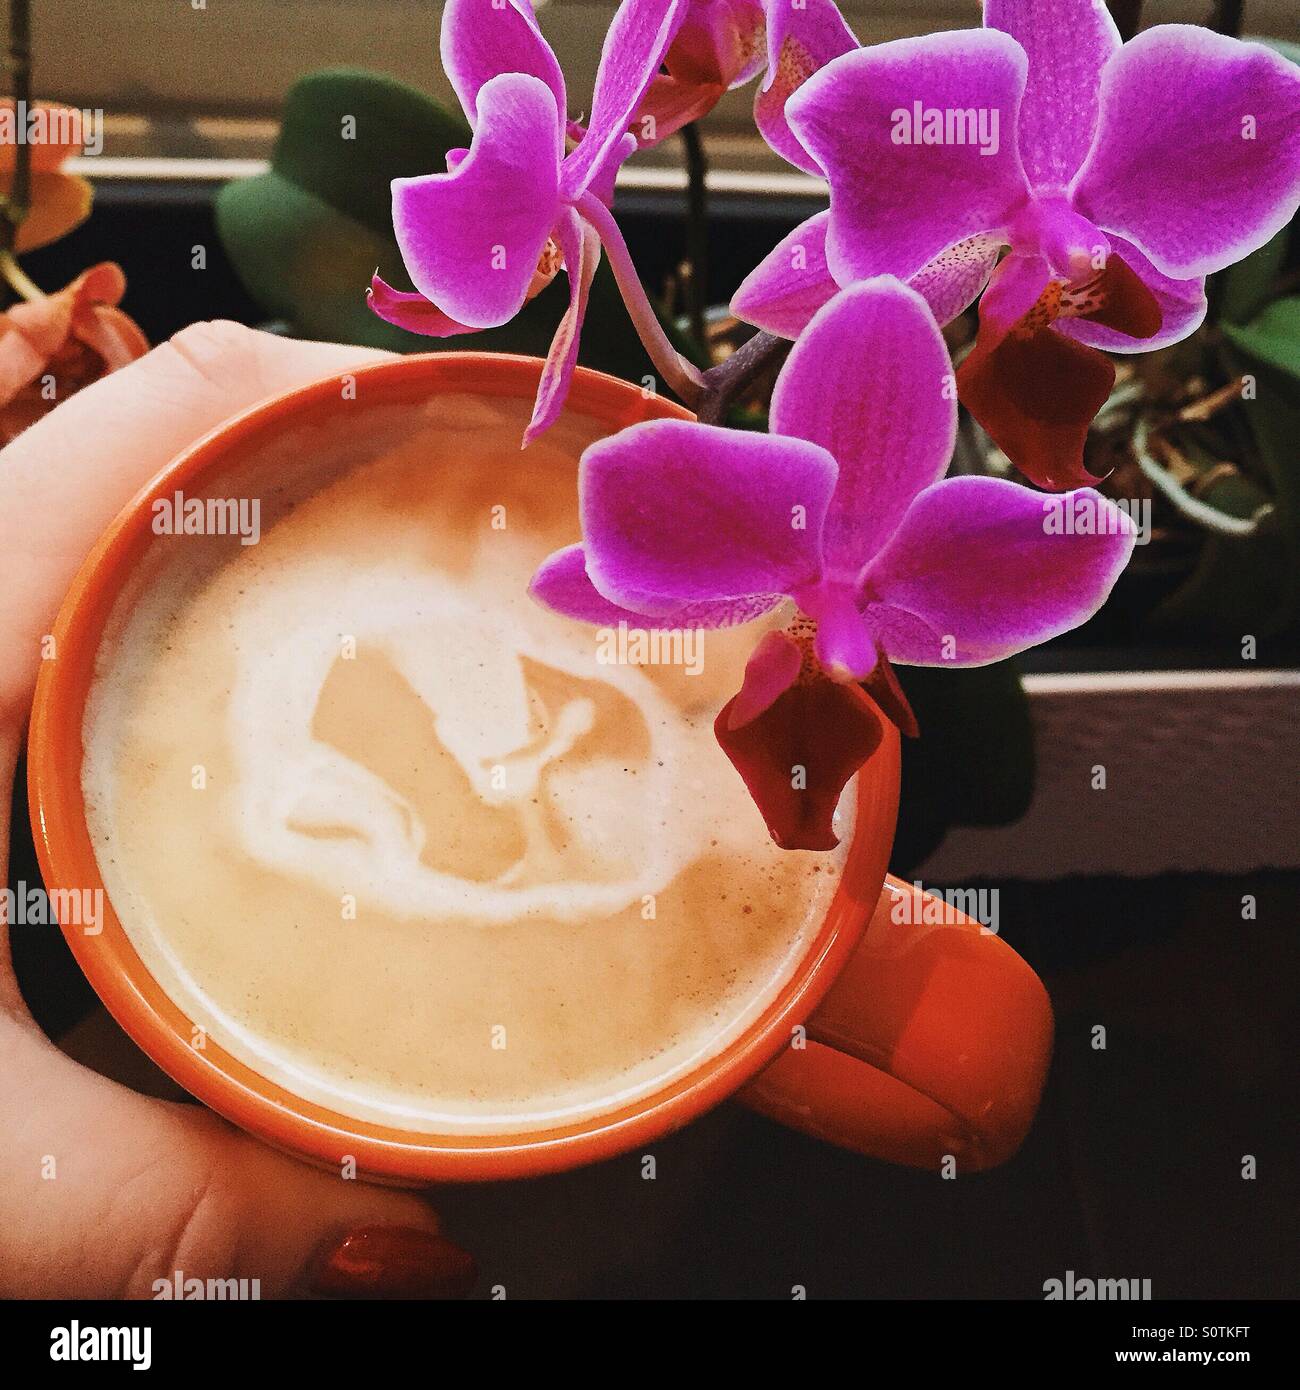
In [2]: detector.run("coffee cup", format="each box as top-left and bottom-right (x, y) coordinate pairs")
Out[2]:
(28, 352), (1052, 1182)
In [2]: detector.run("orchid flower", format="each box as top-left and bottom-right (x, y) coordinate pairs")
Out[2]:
(630, 0), (858, 173)
(734, 0), (1300, 491)
(367, 0), (702, 443)
(530, 278), (1136, 849)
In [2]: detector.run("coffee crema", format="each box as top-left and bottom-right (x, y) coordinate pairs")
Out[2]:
(81, 392), (852, 1134)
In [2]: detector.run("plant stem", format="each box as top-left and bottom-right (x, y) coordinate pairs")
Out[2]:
(1, 0), (32, 254)
(1208, 0), (1244, 37)
(1203, 0), (1245, 338)
(0, 247), (42, 299)
(695, 330), (789, 426)
(1107, 0), (1144, 41)
(579, 193), (789, 425)
(680, 122), (708, 350)
(577, 191), (705, 406)
(1134, 419), (1271, 537)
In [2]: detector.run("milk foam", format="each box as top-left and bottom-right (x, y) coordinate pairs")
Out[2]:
(226, 552), (740, 923)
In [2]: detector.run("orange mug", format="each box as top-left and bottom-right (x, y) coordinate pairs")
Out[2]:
(27, 352), (1052, 1183)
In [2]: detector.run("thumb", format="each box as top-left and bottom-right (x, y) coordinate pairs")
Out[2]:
(0, 321), (473, 1297)
(2, 737), (475, 1304)
(0, 1013), (476, 1300)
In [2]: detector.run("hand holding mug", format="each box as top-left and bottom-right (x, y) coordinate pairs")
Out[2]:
(3, 323), (1054, 1300)
(0, 321), (474, 1299)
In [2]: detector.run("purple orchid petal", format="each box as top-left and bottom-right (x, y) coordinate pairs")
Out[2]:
(985, 0), (1120, 191)
(531, 543), (659, 625)
(524, 211), (602, 447)
(530, 543), (784, 629)
(726, 629), (805, 727)
(859, 476), (1136, 665)
(734, 220), (1005, 341)
(787, 31), (1031, 283)
(1056, 233), (1206, 353)
(1071, 26), (1300, 279)
(730, 212), (840, 338)
(560, 0), (684, 199)
(366, 273), (477, 337)
(585, 131), (638, 206)
(579, 418), (837, 613)
(1007, 194), (1110, 281)
(392, 73), (562, 329)
(770, 279), (957, 579)
(440, 0), (566, 126)
(905, 233), (1004, 328)
(754, 0), (859, 176)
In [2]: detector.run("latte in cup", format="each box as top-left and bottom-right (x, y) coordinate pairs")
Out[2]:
(81, 391), (852, 1134)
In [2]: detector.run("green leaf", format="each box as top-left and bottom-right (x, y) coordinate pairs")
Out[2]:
(1216, 227), (1290, 328)
(215, 68), (468, 348)
(889, 661), (1034, 877)
(262, 68), (471, 238)
(1253, 37), (1300, 66)
(1221, 296), (1300, 380)
(215, 66), (698, 391)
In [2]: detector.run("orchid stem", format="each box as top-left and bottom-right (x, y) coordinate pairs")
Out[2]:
(680, 122), (708, 349)
(1208, 0), (1243, 37)
(576, 192), (704, 407)
(0, 248), (42, 300)
(695, 330), (789, 427)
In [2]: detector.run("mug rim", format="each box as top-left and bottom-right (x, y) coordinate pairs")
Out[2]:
(26, 351), (900, 1183)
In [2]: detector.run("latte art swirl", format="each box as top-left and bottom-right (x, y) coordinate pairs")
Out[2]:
(227, 557), (731, 924)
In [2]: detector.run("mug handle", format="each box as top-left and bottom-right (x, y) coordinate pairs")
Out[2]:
(738, 875), (1053, 1171)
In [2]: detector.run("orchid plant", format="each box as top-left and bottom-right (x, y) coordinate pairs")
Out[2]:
(370, 0), (1300, 851)
(736, 0), (1300, 489)
(367, 0), (704, 445)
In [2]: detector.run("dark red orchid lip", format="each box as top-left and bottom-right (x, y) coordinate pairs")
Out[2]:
(861, 652), (919, 740)
(957, 325), (1115, 492)
(714, 672), (885, 852)
(957, 254), (1163, 493)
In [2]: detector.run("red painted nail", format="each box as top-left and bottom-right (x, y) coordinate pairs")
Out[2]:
(309, 1224), (477, 1299)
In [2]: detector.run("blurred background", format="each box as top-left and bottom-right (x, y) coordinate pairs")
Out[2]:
(36, 1), (1300, 175)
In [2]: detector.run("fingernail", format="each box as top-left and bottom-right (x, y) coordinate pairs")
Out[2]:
(308, 1224), (477, 1299)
